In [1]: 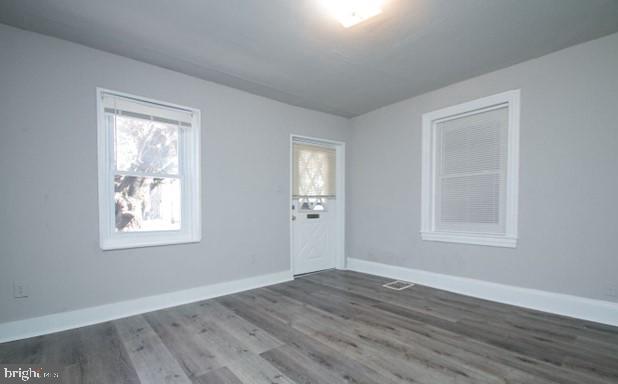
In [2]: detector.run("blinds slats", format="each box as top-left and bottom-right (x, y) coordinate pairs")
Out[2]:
(102, 92), (193, 127)
(435, 107), (508, 234)
(292, 143), (336, 197)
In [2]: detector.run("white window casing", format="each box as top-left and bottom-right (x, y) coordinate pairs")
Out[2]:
(421, 90), (520, 248)
(97, 88), (201, 250)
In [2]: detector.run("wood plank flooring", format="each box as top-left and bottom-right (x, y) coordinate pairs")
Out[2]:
(1, 270), (617, 383)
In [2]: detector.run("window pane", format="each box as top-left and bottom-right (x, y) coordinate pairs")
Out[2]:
(113, 115), (179, 174)
(114, 175), (181, 232)
(292, 143), (336, 197)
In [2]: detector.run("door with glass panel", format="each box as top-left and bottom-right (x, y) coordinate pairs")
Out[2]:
(291, 140), (337, 275)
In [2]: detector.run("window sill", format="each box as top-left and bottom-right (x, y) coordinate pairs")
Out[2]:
(421, 232), (517, 248)
(100, 233), (201, 250)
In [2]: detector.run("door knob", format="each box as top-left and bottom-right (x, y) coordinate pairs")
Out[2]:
(291, 215), (296, 221)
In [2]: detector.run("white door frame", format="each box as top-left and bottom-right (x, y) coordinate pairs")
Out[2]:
(290, 134), (346, 275)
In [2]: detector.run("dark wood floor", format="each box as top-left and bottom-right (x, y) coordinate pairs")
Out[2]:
(1, 270), (617, 383)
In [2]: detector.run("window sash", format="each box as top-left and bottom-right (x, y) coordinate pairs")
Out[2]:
(107, 112), (183, 177)
(114, 170), (181, 179)
(107, 116), (186, 233)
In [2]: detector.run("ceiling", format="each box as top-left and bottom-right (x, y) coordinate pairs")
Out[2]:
(1, 0), (617, 118)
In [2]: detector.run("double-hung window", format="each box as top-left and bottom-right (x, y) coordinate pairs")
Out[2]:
(421, 90), (520, 247)
(97, 89), (201, 250)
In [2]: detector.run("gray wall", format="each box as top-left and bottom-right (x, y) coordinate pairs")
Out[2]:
(2, 22), (616, 326)
(0, 24), (350, 324)
(348, 32), (618, 302)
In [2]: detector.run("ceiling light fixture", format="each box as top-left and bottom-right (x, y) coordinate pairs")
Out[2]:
(320, 0), (385, 28)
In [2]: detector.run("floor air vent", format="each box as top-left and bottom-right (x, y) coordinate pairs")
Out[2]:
(382, 280), (415, 290)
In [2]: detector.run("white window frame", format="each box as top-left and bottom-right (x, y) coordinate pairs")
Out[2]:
(421, 90), (520, 248)
(96, 88), (201, 250)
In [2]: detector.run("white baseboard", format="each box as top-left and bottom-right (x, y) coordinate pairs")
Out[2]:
(347, 258), (618, 327)
(0, 270), (293, 344)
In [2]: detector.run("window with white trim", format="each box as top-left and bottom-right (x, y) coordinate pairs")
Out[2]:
(421, 90), (519, 248)
(97, 89), (201, 250)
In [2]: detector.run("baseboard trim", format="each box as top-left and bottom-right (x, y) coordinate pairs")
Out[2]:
(0, 270), (293, 344)
(347, 258), (618, 327)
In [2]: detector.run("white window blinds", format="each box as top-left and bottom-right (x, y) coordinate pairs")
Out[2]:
(293, 143), (336, 197)
(435, 107), (508, 234)
(101, 92), (194, 127)
(421, 90), (519, 247)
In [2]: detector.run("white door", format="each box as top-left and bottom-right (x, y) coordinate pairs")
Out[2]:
(291, 140), (339, 275)
(292, 199), (337, 274)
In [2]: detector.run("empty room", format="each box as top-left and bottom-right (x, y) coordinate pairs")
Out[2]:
(1, 0), (618, 383)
